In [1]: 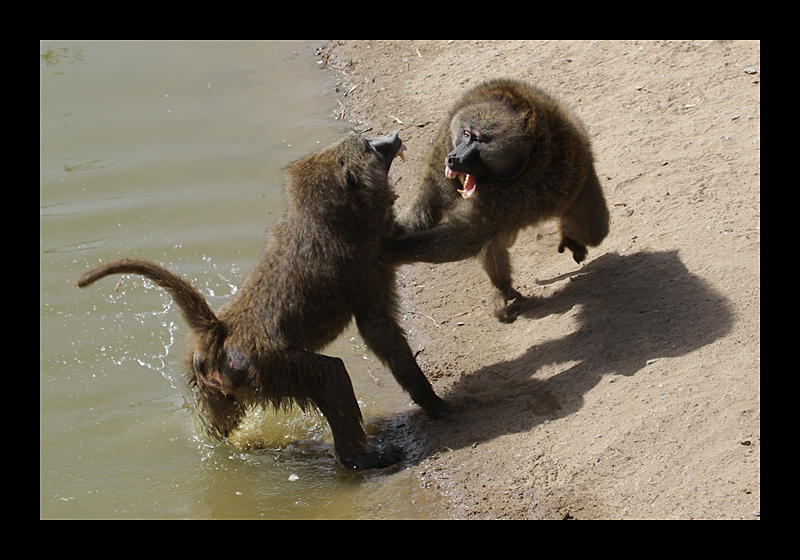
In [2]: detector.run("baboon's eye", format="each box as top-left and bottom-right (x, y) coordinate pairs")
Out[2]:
(463, 128), (486, 142)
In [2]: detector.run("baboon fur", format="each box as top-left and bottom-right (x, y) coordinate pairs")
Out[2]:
(390, 78), (610, 322)
(75, 132), (449, 471)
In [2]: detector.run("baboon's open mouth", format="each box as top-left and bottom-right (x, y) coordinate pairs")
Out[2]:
(445, 166), (476, 199)
(369, 131), (406, 173)
(391, 143), (406, 201)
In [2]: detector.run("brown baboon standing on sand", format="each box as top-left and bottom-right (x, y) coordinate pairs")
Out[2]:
(389, 78), (610, 322)
(76, 132), (449, 471)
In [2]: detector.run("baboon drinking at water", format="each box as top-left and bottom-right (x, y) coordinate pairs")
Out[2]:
(389, 78), (610, 322)
(76, 132), (449, 470)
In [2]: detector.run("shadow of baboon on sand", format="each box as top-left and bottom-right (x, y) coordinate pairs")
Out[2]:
(392, 249), (735, 460)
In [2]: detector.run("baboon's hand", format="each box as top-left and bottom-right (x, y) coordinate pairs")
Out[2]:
(558, 236), (588, 264)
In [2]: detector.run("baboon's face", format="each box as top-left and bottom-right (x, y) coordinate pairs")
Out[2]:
(445, 102), (532, 198)
(331, 132), (407, 224)
(285, 132), (406, 213)
(366, 131), (406, 173)
(350, 132), (406, 202)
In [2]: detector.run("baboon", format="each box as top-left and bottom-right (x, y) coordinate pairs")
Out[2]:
(389, 78), (610, 322)
(75, 132), (449, 471)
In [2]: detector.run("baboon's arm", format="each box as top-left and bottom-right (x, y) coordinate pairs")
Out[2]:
(386, 219), (494, 265)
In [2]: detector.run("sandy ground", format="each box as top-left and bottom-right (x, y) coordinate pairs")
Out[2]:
(319, 40), (759, 519)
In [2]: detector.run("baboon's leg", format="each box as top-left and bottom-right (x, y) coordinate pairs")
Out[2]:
(296, 351), (402, 470)
(479, 232), (522, 323)
(558, 170), (609, 263)
(355, 307), (451, 418)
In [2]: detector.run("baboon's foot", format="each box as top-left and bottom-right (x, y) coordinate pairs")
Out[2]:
(339, 444), (404, 470)
(420, 395), (453, 419)
(492, 287), (523, 323)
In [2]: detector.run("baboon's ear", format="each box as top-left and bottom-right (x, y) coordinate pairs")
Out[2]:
(344, 169), (362, 191)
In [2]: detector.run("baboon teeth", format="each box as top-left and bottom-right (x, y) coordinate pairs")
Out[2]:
(396, 144), (407, 162)
(445, 167), (476, 198)
(457, 174), (476, 198)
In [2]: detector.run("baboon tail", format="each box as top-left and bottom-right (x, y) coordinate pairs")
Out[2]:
(75, 258), (222, 336)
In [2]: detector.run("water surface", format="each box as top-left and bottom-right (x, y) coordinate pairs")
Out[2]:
(40, 40), (435, 519)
